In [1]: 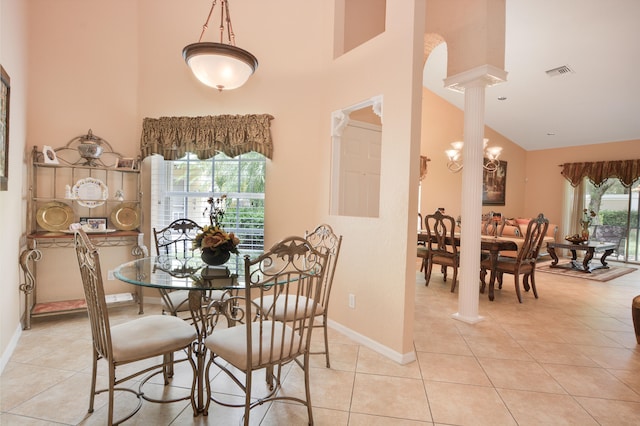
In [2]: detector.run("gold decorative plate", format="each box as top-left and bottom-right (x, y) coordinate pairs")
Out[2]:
(110, 203), (140, 230)
(36, 201), (74, 232)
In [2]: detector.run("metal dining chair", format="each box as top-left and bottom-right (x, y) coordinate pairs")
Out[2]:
(153, 218), (204, 315)
(203, 236), (329, 425)
(73, 228), (197, 425)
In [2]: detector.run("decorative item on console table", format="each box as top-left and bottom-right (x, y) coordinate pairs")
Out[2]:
(193, 194), (240, 266)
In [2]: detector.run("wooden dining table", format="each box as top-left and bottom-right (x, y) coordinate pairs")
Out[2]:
(418, 232), (518, 301)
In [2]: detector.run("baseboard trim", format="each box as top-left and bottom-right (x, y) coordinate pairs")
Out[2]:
(328, 319), (416, 365)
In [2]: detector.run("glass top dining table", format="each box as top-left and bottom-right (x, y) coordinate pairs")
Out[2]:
(114, 254), (243, 291)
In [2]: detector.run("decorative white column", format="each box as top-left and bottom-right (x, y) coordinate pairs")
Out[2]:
(444, 65), (507, 323)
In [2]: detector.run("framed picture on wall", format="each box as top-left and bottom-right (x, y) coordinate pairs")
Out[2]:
(482, 159), (507, 206)
(0, 65), (10, 191)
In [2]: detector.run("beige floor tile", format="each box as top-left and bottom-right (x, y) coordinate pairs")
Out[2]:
(281, 365), (356, 412)
(424, 380), (516, 426)
(463, 335), (533, 361)
(574, 344), (640, 369)
(543, 364), (640, 401)
(356, 346), (422, 379)
(0, 362), (76, 412)
(575, 396), (640, 425)
(413, 330), (473, 356)
(497, 388), (598, 425)
(518, 340), (600, 366)
(348, 412), (432, 425)
(479, 358), (566, 393)
(417, 352), (491, 386)
(351, 374), (431, 421)
(261, 403), (349, 426)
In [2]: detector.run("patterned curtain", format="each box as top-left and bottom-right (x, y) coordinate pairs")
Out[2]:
(139, 114), (274, 160)
(560, 159), (640, 188)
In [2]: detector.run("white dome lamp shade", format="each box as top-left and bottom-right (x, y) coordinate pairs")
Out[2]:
(183, 0), (258, 91)
(183, 42), (258, 91)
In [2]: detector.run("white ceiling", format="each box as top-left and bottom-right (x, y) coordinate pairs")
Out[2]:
(423, 0), (640, 151)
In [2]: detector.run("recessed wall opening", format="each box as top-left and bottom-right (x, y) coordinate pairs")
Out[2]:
(330, 96), (383, 217)
(334, 0), (386, 57)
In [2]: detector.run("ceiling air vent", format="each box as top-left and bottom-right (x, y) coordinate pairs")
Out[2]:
(545, 65), (574, 77)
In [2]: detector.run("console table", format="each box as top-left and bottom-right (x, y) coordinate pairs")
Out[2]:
(547, 241), (617, 273)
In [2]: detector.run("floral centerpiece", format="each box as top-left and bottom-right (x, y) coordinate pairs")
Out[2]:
(193, 195), (240, 265)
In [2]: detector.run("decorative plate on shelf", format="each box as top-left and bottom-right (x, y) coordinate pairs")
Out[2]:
(71, 177), (108, 208)
(36, 201), (74, 232)
(110, 203), (140, 230)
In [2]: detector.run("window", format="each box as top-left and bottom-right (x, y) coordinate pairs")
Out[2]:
(150, 152), (266, 274)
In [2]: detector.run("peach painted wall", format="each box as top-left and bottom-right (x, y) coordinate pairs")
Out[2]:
(420, 88), (527, 221)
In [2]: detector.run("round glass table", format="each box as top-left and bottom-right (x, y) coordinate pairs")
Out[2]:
(114, 255), (242, 416)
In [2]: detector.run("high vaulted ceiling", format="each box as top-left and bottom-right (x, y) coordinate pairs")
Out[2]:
(423, 0), (640, 151)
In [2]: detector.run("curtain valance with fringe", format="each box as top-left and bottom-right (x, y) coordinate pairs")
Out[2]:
(560, 159), (640, 188)
(140, 114), (274, 160)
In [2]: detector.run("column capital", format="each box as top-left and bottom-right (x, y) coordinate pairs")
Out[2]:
(444, 64), (507, 93)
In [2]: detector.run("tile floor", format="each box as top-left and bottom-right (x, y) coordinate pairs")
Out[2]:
(2, 262), (640, 425)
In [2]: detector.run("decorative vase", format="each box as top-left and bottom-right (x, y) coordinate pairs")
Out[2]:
(581, 222), (590, 241)
(201, 249), (231, 266)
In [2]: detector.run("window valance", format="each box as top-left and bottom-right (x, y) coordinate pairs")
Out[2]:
(560, 159), (640, 188)
(140, 114), (274, 160)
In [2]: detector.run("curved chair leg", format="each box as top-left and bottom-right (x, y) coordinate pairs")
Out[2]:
(450, 266), (458, 292)
(514, 274), (523, 303)
(442, 265), (448, 282)
(529, 272), (538, 298)
(425, 258), (433, 286)
(523, 274), (531, 292)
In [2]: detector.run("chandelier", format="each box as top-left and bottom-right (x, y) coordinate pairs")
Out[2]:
(182, 0), (258, 91)
(445, 138), (502, 173)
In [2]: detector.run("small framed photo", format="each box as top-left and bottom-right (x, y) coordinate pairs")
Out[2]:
(42, 145), (59, 164)
(116, 157), (136, 170)
(80, 216), (107, 231)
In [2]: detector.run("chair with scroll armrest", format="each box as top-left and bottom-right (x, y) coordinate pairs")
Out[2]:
(73, 228), (197, 425)
(424, 210), (459, 292)
(153, 218), (204, 316)
(480, 213), (549, 303)
(204, 236), (329, 425)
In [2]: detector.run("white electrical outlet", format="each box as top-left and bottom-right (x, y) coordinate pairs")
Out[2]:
(348, 293), (356, 309)
(108, 270), (115, 280)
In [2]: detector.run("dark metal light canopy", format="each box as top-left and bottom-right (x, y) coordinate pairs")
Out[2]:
(183, 0), (258, 91)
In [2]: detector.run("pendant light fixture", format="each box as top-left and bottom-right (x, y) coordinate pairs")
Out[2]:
(183, 0), (258, 91)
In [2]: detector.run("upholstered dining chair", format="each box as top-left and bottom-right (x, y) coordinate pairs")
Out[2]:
(73, 228), (197, 425)
(480, 213), (549, 303)
(153, 218), (204, 315)
(204, 236), (329, 425)
(424, 210), (460, 292)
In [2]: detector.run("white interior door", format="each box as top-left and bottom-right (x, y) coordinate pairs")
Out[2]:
(338, 121), (381, 217)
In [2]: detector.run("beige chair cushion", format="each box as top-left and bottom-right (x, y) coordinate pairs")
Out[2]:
(162, 289), (227, 312)
(110, 315), (196, 363)
(205, 321), (302, 369)
(258, 295), (323, 322)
